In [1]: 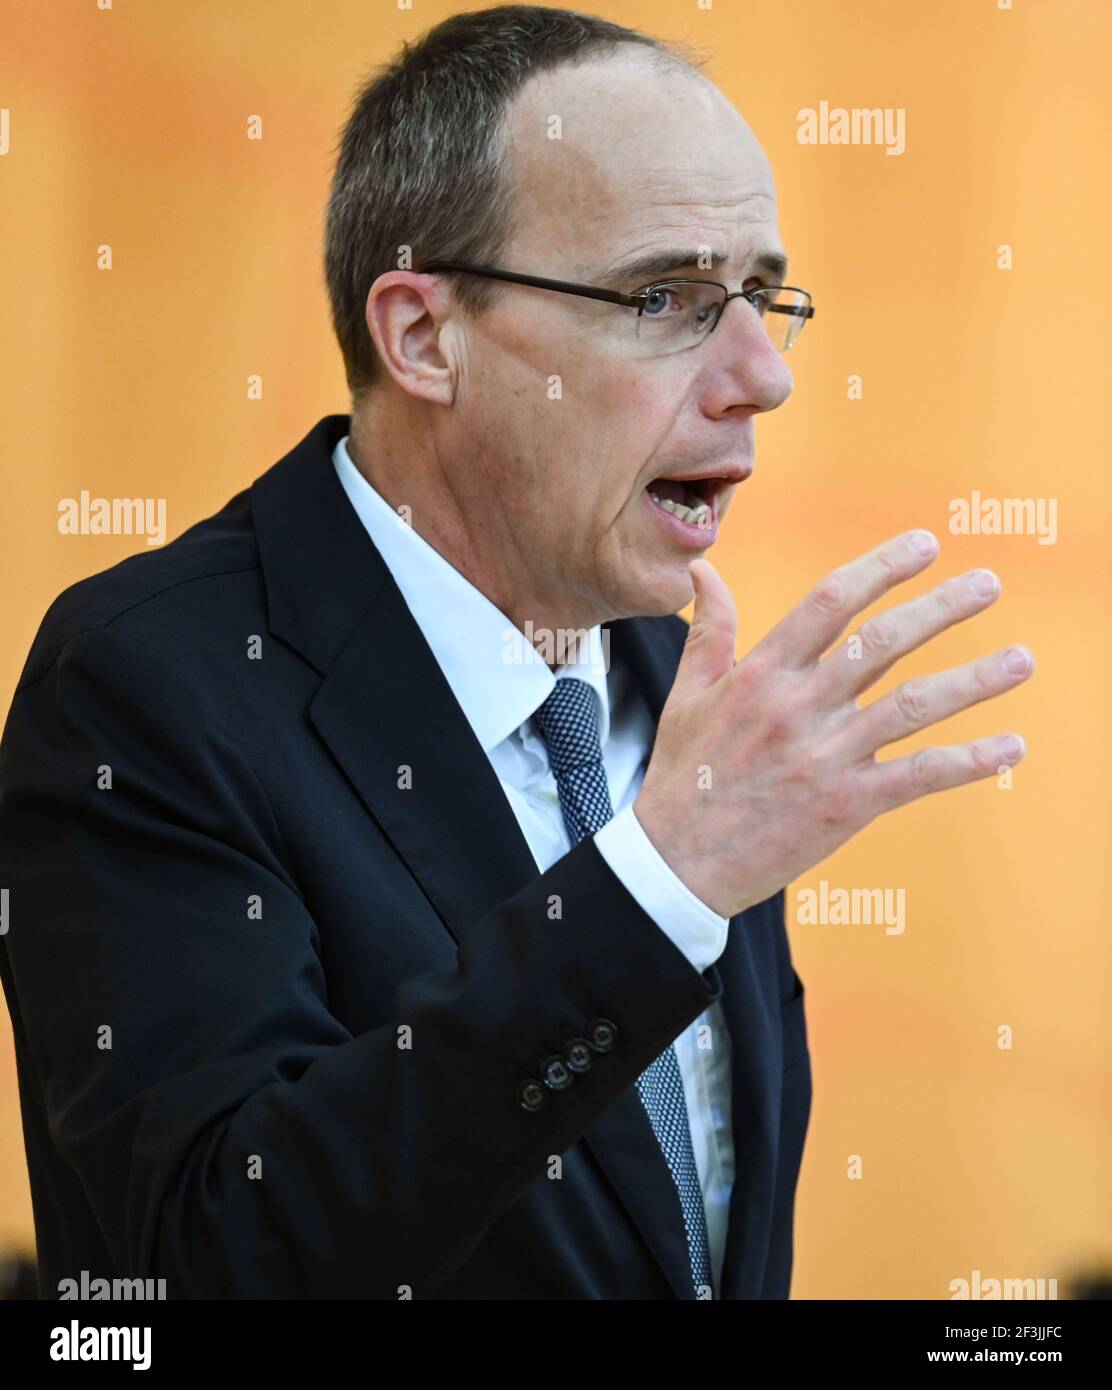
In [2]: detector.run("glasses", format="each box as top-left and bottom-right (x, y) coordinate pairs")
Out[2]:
(420, 259), (815, 356)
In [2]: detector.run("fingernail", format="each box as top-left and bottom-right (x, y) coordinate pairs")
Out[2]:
(1000, 735), (1025, 761)
(909, 530), (937, 556)
(1004, 647), (1031, 675)
(971, 569), (999, 598)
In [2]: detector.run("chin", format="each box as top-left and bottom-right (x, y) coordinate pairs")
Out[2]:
(613, 565), (696, 620)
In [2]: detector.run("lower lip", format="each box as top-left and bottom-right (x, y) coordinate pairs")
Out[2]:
(644, 488), (719, 548)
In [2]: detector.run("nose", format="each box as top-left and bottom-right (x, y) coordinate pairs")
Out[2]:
(701, 295), (795, 416)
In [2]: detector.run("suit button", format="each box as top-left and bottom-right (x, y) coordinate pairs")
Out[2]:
(542, 1056), (573, 1090)
(587, 1018), (618, 1053)
(564, 1039), (593, 1073)
(518, 1079), (548, 1112)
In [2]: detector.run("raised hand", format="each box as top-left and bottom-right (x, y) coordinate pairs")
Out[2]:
(634, 530), (1033, 918)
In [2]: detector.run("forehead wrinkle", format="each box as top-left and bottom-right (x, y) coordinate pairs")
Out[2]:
(626, 193), (778, 237)
(635, 167), (775, 202)
(607, 168), (778, 239)
(607, 195), (782, 275)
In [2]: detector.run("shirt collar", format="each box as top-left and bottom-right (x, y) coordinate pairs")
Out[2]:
(332, 435), (610, 752)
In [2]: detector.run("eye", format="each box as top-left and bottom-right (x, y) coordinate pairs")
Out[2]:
(642, 285), (684, 317)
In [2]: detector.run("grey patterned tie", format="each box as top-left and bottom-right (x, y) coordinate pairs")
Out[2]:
(533, 675), (713, 1298)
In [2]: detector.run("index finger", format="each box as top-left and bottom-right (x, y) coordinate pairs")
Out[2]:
(751, 529), (941, 671)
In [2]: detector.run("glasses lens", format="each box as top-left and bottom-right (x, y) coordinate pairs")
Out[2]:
(633, 281), (726, 353)
(756, 287), (812, 351)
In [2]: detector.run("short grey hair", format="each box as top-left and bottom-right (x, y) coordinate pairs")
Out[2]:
(323, 5), (707, 405)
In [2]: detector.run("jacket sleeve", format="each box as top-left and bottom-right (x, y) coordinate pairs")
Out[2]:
(0, 623), (721, 1298)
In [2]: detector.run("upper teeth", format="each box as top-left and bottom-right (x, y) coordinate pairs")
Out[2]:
(649, 492), (711, 527)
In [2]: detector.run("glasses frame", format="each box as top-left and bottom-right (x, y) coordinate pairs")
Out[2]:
(419, 259), (815, 349)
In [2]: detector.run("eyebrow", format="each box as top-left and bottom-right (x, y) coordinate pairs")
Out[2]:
(594, 246), (789, 290)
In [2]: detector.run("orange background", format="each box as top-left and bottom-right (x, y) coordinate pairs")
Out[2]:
(1, 0), (1109, 1298)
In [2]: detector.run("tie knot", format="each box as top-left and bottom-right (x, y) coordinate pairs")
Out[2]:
(532, 677), (603, 776)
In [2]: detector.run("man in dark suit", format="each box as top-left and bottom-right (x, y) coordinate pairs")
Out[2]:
(0, 7), (1031, 1299)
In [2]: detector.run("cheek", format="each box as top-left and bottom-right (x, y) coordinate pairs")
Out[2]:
(603, 371), (665, 423)
(609, 366), (690, 458)
(579, 377), (678, 506)
(492, 344), (681, 527)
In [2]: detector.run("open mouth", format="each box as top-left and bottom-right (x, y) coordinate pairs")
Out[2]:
(645, 475), (723, 529)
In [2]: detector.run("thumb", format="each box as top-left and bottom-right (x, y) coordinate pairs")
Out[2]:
(673, 558), (738, 695)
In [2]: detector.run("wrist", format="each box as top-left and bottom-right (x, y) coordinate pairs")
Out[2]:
(631, 793), (733, 919)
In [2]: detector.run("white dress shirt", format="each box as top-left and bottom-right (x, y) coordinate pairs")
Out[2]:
(333, 435), (736, 1295)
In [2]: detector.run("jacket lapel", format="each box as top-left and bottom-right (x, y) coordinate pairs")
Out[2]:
(251, 416), (739, 1299)
(252, 415), (540, 940)
(309, 573), (542, 936)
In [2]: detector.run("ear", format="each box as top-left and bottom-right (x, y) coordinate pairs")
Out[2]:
(364, 271), (456, 405)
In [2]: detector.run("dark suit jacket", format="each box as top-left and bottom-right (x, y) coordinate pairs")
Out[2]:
(0, 414), (811, 1300)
